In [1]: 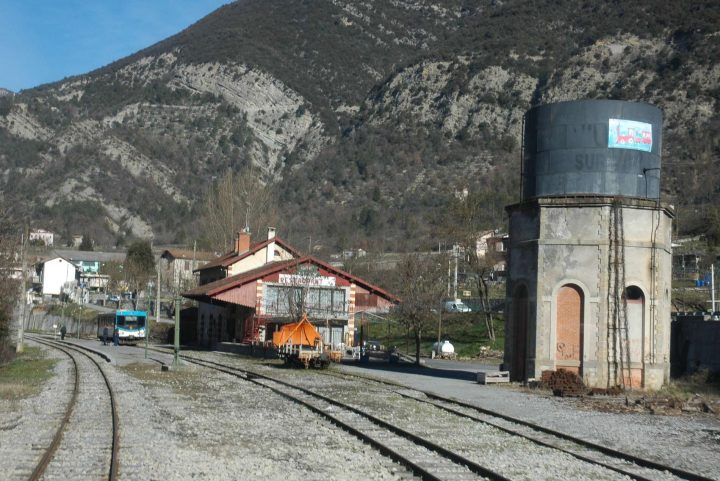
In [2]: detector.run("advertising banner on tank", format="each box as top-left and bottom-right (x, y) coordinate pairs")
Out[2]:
(608, 118), (652, 152)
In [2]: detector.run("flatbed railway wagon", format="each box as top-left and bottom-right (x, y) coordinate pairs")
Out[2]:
(97, 310), (147, 344)
(272, 314), (330, 369)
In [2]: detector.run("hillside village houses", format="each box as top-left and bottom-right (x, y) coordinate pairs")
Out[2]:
(29, 229), (54, 246)
(71, 234), (85, 248)
(475, 230), (509, 277)
(183, 228), (399, 349)
(34, 249), (126, 301)
(160, 248), (217, 292)
(30, 245), (218, 304)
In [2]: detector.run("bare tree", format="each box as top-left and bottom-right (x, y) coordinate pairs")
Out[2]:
(0, 205), (21, 361)
(200, 167), (279, 252)
(124, 240), (155, 309)
(272, 263), (342, 322)
(99, 260), (126, 300)
(446, 190), (503, 342)
(280, 277), (311, 323)
(391, 253), (447, 365)
(468, 245), (502, 342)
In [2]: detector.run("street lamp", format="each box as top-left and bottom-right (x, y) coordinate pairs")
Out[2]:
(436, 300), (443, 359)
(173, 295), (181, 368)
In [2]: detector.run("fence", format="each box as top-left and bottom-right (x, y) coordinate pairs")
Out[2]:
(670, 318), (720, 377)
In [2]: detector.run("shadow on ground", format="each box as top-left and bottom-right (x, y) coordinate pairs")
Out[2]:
(339, 358), (501, 382)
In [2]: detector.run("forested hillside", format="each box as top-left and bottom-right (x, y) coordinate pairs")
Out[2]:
(0, 0), (718, 251)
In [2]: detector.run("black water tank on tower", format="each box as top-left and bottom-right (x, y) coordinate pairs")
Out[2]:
(522, 100), (662, 200)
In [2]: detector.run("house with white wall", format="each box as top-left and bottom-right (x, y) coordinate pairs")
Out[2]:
(38, 256), (79, 297)
(29, 229), (55, 246)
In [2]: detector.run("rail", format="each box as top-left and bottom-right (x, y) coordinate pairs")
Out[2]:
(26, 335), (120, 481)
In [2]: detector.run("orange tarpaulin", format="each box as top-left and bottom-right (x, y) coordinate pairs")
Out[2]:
(272, 314), (322, 348)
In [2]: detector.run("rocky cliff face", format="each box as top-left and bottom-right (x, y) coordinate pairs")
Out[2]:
(0, 0), (718, 249)
(0, 51), (330, 241)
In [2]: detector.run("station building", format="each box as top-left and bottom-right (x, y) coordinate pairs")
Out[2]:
(504, 100), (673, 390)
(183, 228), (398, 348)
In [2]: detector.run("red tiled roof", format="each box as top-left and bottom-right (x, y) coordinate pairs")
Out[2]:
(183, 255), (399, 304)
(303, 255), (399, 303)
(194, 236), (301, 272)
(184, 258), (300, 298)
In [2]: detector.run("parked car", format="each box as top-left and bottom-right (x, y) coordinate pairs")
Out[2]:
(443, 300), (471, 313)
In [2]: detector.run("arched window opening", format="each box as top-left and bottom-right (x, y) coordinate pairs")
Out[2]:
(623, 285), (645, 387)
(556, 284), (584, 375)
(625, 285), (643, 302)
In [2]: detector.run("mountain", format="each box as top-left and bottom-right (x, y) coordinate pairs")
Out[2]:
(0, 89), (11, 97)
(0, 0), (718, 251)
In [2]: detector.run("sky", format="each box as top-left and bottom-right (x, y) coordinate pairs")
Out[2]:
(0, 0), (231, 92)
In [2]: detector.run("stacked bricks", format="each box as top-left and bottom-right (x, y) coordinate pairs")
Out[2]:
(543, 369), (586, 397)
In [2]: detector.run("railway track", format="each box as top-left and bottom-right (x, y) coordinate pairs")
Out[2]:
(395, 391), (710, 481)
(179, 354), (505, 481)
(25, 336), (119, 481)
(159, 348), (713, 481)
(320, 370), (712, 481)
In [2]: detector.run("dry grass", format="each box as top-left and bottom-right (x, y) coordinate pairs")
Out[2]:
(660, 369), (720, 401)
(0, 347), (57, 400)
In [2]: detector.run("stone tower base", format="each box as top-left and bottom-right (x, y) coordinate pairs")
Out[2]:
(504, 197), (673, 390)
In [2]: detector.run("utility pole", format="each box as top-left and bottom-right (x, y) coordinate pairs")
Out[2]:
(711, 264), (717, 313)
(148, 267), (160, 359)
(16, 228), (27, 353)
(436, 301), (442, 358)
(453, 244), (459, 300)
(447, 253), (451, 298)
(192, 240), (197, 288)
(173, 296), (180, 368)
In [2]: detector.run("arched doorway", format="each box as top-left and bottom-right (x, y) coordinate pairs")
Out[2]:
(623, 285), (645, 387)
(511, 285), (529, 381)
(556, 284), (584, 375)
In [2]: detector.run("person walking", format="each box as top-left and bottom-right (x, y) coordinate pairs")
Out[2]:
(102, 325), (109, 345)
(112, 328), (120, 346)
(60, 324), (67, 341)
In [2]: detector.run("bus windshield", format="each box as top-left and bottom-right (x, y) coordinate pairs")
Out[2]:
(117, 315), (146, 329)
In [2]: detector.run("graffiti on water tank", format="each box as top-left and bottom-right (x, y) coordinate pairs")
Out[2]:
(608, 119), (652, 152)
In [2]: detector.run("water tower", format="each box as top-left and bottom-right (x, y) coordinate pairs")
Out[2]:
(504, 100), (673, 390)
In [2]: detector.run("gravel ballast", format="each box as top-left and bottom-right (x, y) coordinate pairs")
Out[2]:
(336, 362), (720, 480)
(2, 340), (719, 480)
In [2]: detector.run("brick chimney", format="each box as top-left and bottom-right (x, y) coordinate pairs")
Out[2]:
(235, 231), (251, 254)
